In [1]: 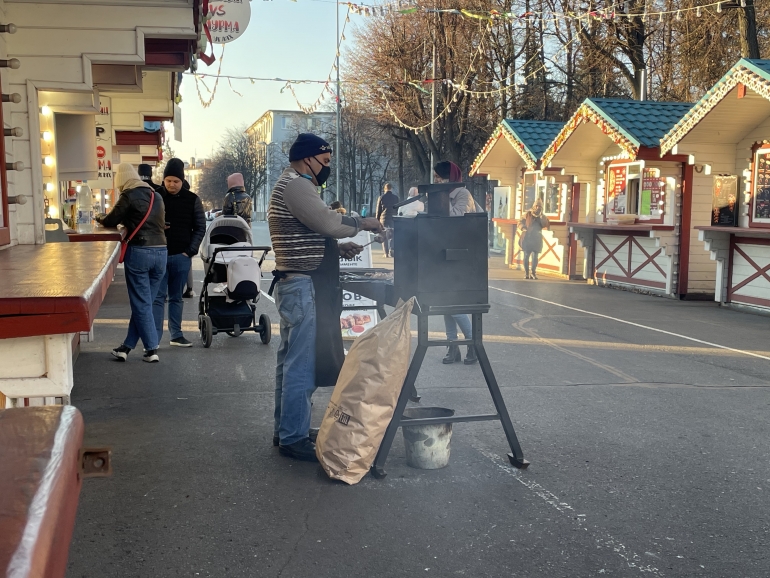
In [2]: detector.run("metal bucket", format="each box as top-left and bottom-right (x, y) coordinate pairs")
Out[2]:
(401, 407), (455, 469)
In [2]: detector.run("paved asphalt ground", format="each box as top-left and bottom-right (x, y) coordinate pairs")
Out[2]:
(67, 224), (770, 577)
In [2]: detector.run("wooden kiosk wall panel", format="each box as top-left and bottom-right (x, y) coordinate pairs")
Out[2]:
(685, 143), (737, 293)
(594, 234), (668, 290)
(511, 229), (565, 273)
(729, 241), (770, 308)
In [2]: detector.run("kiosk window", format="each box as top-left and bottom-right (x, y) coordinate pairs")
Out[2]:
(753, 148), (770, 223)
(523, 173), (537, 213)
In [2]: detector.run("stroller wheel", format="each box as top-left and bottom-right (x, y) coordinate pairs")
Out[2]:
(199, 315), (213, 348)
(259, 313), (271, 344)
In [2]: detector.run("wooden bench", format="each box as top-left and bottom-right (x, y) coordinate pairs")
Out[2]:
(0, 241), (120, 404)
(0, 406), (84, 578)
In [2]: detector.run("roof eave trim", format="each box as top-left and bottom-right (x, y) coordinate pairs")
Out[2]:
(660, 64), (770, 155)
(541, 102), (640, 169)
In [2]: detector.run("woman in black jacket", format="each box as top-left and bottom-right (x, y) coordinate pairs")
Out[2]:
(96, 163), (167, 362)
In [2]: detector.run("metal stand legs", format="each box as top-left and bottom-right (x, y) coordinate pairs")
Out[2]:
(371, 311), (529, 479)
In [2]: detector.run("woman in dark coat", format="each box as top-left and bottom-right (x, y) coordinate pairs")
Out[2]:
(519, 198), (550, 279)
(96, 163), (167, 362)
(434, 160), (480, 366)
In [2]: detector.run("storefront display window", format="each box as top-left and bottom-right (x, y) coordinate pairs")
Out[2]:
(752, 148), (770, 223)
(605, 161), (673, 221)
(523, 173), (537, 213)
(523, 172), (561, 218)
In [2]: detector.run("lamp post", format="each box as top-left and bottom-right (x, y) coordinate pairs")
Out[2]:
(335, 0), (341, 201)
(256, 141), (273, 221)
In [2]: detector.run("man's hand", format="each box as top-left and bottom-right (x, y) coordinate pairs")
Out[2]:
(339, 242), (363, 260)
(360, 217), (384, 233)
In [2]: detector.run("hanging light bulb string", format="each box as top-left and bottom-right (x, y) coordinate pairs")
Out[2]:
(280, 5), (352, 113)
(341, 0), (733, 22)
(193, 44), (227, 108)
(381, 21), (581, 131)
(380, 20), (491, 132)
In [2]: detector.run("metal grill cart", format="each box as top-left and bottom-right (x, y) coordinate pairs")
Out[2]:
(341, 183), (530, 479)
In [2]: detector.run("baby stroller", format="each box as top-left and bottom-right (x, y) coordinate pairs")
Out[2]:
(198, 215), (272, 348)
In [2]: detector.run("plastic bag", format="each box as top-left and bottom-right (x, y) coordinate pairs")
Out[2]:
(316, 297), (415, 484)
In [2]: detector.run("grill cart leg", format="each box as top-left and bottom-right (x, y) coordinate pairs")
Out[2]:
(472, 313), (529, 469)
(370, 344), (428, 479)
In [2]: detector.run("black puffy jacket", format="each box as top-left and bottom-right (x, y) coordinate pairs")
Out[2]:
(157, 181), (206, 256)
(98, 184), (166, 247)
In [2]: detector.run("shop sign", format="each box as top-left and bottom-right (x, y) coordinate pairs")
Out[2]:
(207, 0), (251, 44)
(712, 175), (738, 226)
(607, 166), (627, 215)
(339, 230), (379, 337)
(89, 96), (113, 190)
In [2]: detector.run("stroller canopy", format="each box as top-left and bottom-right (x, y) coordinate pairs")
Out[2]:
(201, 215), (253, 261)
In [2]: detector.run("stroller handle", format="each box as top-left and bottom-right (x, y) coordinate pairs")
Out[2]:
(211, 245), (272, 267)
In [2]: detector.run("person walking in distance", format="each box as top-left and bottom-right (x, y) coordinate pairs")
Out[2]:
(433, 160), (482, 365)
(222, 172), (253, 224)
(376, 182), (398, 257)
(268, 133), (384, 462)
(519, 198), (550, 279)
(153, 158), (206, 347)
(96, 163), (167, 363)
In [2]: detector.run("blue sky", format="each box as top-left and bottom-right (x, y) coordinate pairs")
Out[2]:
(172, 0), (347, 161)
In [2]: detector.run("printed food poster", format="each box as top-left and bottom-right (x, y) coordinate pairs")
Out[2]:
(641, 168), (664, 218)
(339, 230), (379, 337)
(607, 166), (627, 215)
(754, 152), (770, 221)
(340, 311), (377, 338)
(711, 175), (738, 226)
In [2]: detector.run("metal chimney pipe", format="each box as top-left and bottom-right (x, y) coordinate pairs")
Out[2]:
(638, 68), (648, 101)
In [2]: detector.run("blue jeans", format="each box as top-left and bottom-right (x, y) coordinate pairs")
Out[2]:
(444, 314), (472, 341)
(153, 253), (192, 342)
(123, 246), (167, 351)
(274, 275), (317, 445)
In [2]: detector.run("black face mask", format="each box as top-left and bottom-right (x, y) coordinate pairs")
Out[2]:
(307, 156), (331, 186)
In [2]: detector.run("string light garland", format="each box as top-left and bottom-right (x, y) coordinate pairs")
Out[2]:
(273, 6), (352, 114)
(193, 44), (227, 108)
(381, 30), (579, 131)
(188, 0), (733, 115)
(342, 0), (736, 21)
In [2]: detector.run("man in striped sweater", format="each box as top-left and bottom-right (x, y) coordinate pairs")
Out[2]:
(268, 133), (383, 462)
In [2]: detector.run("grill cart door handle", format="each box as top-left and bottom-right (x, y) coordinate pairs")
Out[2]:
(445, 249), (469, 261)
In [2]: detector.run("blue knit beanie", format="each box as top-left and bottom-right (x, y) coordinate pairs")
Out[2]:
(289, 133), (332, 161)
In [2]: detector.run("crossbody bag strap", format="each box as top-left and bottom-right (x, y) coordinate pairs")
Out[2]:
(127, 190), (155, 243)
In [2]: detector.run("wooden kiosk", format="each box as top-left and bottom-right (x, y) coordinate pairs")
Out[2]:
(660, 58), (770, 312)
(541, 98), (695, 296)
(469, 120), (569, 276)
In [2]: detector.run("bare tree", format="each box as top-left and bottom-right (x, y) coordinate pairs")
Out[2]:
(198, 126), (265, 210)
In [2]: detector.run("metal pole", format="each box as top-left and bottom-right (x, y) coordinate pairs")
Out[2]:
(430, 42), (436, 184)
(335, 0), (341, 201)
(265, 143), (270, 219)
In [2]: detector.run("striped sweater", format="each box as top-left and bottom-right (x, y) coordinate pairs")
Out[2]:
(268, 168), (359, 271)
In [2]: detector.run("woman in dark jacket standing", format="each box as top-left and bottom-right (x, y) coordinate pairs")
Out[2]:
(519, 198), (550, 279)
(434, 160), (480, 366)
(96, 163), (167, 362)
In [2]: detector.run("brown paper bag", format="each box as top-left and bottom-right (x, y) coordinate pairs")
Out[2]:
(316, 297), (415, 484)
